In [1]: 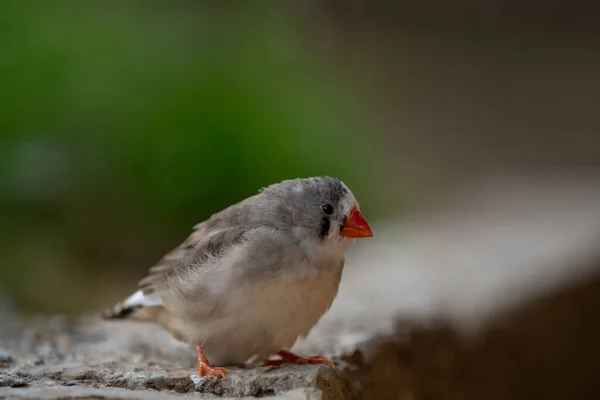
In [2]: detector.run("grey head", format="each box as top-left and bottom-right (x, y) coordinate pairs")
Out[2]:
(251, 176), (373, 243)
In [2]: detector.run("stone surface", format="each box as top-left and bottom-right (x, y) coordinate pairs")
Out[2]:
(0, 317), (351, 399)
(0, 386), (323, 400)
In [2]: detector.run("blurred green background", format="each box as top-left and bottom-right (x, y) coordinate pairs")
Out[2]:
(2, 1), (599, 316)
(0, 2), (394, 314)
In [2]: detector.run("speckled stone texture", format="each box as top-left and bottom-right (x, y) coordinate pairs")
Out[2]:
(0, 316), (354, 399)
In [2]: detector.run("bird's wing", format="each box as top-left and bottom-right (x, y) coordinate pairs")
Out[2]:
(102, 189), (299, 321)
(157, 225), (304, 321)
(102, 221), (249, 320)
(138, 195), (260, 295)
(138, 223), (247, 296)
(102, 202), (256, 320)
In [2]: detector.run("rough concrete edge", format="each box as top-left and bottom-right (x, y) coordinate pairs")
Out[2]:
(0, 314), (357, 399)
(0, 386), (325, 400)
(191, 364), (350, 399)
(0, 362), (348, 399)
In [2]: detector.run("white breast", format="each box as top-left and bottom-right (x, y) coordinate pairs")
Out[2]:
(163, 234), (352, 366)
(252, 258), (344, 341)
(175, 257), (344, 366)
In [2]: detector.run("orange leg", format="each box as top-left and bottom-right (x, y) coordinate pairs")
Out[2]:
(265, 350), (335, 368)
(196, 343), (229, 378)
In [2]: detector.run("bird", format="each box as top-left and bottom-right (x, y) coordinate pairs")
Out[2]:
(102, 176), (373, 378)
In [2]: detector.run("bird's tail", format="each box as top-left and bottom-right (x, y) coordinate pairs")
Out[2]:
(101, 301), (139, 319)
(102, 290), (162, 320)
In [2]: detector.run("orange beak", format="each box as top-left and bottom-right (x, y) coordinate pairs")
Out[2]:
(339, 207), (373, 238)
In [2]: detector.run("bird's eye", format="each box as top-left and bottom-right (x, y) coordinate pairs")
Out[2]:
(321, 204), (334, 215)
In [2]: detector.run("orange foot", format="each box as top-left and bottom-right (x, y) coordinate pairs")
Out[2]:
(265, 350), (335, 368)
(198, 364), (229, 378)
(196, 343), (229, 378)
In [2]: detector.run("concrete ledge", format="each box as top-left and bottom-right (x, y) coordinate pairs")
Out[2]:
(0, 318), (352, 399)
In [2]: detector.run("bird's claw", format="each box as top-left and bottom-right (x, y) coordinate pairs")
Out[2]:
(198, 364), (230, 378)
(304, 355), (335, 367)
(265, 350), (335, 368)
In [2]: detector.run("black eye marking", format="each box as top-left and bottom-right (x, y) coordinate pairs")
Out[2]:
(321, 204), (334, 215)
(319, 217), (331, 239)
